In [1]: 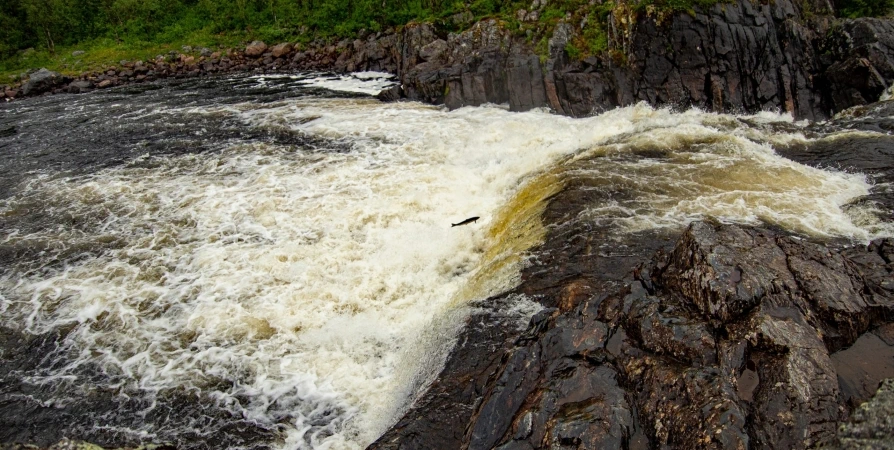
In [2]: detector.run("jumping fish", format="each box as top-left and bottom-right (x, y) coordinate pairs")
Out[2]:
(451, 216), (480, 227)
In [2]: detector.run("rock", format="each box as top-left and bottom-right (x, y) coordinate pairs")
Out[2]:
(71, 50), (85, 57)
(382, 0), (894, 120)
(4, 89), (17, 99)
(419, 39), (447, 62)
(837, 379), (894, 448)
(373, 213), (894, 449)
(245, 41), (267, 57)
(96, 80), (112, 88)
(67, 80), (93, 93)
(376, 85), (402, 102)
(20, 68), (65, 96)
(199, 47), (212, 57)
(270, 42), (293, 58)
(181, 45), (192, 53)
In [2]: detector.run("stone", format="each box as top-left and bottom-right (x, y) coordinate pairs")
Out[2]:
(67, 80), (93, 93)
(270, 42), (293, 58)
(376, 85), (402, 102)
(837, 379), (894, 448)
(245, 41), (267, 57)
(419, 39), (448, 62)
(71, 50), (85, 57)
(20, 68), (65, 96)
(97, 80), (112, 88)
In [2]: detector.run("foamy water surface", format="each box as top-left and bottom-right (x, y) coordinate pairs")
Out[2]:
(0, 79), (890, 449)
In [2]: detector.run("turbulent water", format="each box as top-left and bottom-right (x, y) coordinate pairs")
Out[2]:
(0, 73), (891, 450)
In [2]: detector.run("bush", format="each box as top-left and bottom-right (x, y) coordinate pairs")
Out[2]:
(836, 0), (894, 17)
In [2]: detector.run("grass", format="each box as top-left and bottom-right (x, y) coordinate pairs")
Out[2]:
(0, 28), (290, 85)
(2, 0), (891, 86)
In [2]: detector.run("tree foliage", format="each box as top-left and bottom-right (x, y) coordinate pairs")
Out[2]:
(0, 0), (890, 59)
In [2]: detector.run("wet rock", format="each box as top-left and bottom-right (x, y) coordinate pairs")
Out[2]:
(21, 68), (65, 96)
(67, 80), (93, 93)
(374, 214), (894, 449)
(245, 41), (267, 57)
(832, 324), (894, 408)
(376, 85), (402, 102)
(837, 379), (894, 448)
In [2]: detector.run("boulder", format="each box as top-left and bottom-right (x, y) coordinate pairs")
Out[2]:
(270, 42), (293, 58)
(245, 41), (267, 57)
(20, 68), (65, 96)
(375, 85), (402, 102)
(67, 80), (93, 93)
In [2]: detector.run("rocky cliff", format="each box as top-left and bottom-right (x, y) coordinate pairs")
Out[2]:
(8, 0), (894, 121)
(312, 0), (894, 120)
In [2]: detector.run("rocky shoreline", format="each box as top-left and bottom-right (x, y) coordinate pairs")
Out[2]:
(4, 0), (894, 121)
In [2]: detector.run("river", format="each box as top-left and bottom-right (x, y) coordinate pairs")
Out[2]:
(0, 73), (890, 449)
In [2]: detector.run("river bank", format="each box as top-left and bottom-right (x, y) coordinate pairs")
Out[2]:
(4, 0), (894, 121)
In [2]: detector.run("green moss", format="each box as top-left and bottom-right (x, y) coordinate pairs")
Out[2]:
(536, 35), (549, 65)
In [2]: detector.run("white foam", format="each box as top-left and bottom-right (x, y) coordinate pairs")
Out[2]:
(0, 100), (889, 449)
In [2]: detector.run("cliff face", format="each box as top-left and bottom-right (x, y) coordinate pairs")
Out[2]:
(315, 0), (894, 120)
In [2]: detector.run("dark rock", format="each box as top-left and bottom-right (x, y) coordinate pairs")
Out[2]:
(374, 212), (894, 449)
(837, 378), (894, 448)
(21, 68), (65, 96)
(67, 80), (93, 93)
(375, 85), (402, 102)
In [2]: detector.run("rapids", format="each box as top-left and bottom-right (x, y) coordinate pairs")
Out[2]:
(0, 73), (890, 449)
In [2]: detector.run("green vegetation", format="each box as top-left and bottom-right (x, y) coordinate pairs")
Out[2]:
(836, 0), (894, 17)
(0, 0), (534, 82)
(1, 0), (891, 83)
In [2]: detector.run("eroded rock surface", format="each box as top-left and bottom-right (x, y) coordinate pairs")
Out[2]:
(371, 217), (894, 449)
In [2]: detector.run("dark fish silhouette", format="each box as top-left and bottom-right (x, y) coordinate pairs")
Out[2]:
(451, 216), (480, 227)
